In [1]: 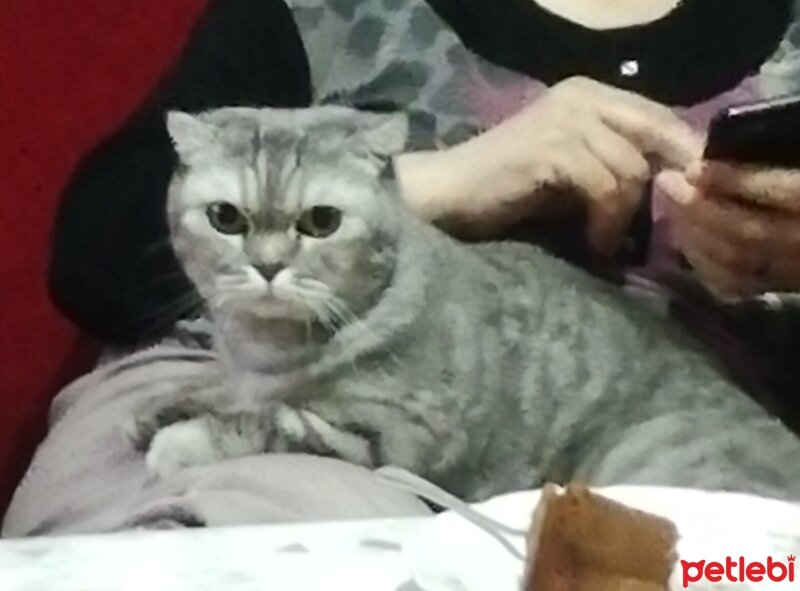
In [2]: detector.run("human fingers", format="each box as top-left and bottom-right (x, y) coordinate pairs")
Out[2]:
(600, 103), (703, 171)
(557, 77), (704, 169)
(546, 142), (633, 257)
(674, 226), (766, 297)
(667, 182), (800, 252)
(581, 118), (652, 185)
(691, 162), (800, 212)
(659, 171), (800, 293)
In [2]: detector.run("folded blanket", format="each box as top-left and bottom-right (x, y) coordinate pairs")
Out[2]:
(2, 342), (431, 538)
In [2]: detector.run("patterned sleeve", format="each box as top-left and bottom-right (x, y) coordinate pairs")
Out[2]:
(284, 0), (544, 149)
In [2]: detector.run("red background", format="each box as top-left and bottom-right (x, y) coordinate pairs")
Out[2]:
(0, 0), (208, 515)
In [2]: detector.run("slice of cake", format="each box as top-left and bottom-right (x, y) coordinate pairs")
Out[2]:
(524, 484), (679, 591)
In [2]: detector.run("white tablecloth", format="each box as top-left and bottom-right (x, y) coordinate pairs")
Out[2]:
(2, 486), (798, 591)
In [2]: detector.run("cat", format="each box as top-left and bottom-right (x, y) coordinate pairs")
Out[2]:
(132, 105), (800, 503)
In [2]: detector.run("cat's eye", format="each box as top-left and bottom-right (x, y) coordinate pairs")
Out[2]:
(296, 206), (342, 238)
(206, 202), (249, 235)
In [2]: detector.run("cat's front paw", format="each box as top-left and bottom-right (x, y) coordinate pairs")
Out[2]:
(145, 417), (221, 480)
(126, 379), (224, 452)
(273, 406), (376, 467)
(127, 398), (200, 453)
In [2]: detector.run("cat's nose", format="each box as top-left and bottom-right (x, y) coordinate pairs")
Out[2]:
(254, 263), (285, 282)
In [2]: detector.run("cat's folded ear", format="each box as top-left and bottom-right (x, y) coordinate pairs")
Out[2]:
(166, 111), (219, 165)
(359, 114), (409, 158)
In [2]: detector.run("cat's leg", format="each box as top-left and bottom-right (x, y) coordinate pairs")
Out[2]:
(271, 406), (378, 468)
(127, 376), (269, 480)
(145, 412), (270, 480)
(144, 405), (377, 479)
(127, 377), (226, 452)
(145, 416), (224, 480)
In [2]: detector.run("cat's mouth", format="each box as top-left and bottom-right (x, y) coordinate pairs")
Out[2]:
(212, 269), (332, 325)
(244, 289), (314, 321)
(210, 281), (311, 322)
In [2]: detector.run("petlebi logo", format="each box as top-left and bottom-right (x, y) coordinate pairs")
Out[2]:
(681, 555), (796, 587)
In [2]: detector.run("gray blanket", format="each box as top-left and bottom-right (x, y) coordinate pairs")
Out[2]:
(2, 343), (430, 538)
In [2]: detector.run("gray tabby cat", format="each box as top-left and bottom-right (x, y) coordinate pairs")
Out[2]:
(134, 105), (800, 503)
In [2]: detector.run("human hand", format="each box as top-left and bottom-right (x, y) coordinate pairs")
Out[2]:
(402, 77), (702, 255)
(658, 162), (800, 298)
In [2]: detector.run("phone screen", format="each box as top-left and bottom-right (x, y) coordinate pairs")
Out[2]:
(704, 94), (800, 167)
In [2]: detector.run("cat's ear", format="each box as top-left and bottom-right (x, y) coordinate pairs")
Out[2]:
(359, 114), (409, 157)
(166, 111), (218, 165)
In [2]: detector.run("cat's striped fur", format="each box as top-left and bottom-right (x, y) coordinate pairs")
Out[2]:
(134, 106), (800, 502)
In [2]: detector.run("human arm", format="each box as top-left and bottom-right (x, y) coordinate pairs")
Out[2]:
(396, 77), (703, 255)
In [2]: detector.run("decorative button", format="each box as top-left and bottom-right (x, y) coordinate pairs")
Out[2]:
(620, 59), (640, 77)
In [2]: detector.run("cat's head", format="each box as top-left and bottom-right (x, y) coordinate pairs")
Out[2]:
(165, 105), (410, 327)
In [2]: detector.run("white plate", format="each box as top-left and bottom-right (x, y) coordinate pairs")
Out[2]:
(403, 486), (800, 591)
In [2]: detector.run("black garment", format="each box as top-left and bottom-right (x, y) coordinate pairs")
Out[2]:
(49, 0), (312, 344)
(426, 0), (793, 105)
(50, 0), (793, 345)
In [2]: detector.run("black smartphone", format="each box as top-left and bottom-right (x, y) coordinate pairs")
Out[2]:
(704, 94), (800, 167)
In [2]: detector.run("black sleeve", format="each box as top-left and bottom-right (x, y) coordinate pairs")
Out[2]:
(49, 0), (312, 345)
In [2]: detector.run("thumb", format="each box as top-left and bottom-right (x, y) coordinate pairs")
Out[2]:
(656, 169), (697, 207)
(601, 105), (704, 171)
(649, 124), (705, 172)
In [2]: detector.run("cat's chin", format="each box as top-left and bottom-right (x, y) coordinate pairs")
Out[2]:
(230, 299), (314, 323)
(209, 287), (313, 322)
(252, 306), (313, 321)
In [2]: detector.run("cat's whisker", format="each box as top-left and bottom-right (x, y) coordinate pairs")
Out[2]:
(305, 299), (336, 335)
(213, 290), (249, 310)
(291, 280), (353, 327)
(141, 237), (177, 259)
(289, 279), (401, 369)
(136, 294), (206, 336)
(323, 295), (403, 369)
(210, 274), (261, 309)
(324, 298), (357, 330)
(142, 270), (194, 289)
(287, 284), (341, 337)
(303, 312), (313, 349)
(215, 278), (251, 293)
(134, 290), (202, 322)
